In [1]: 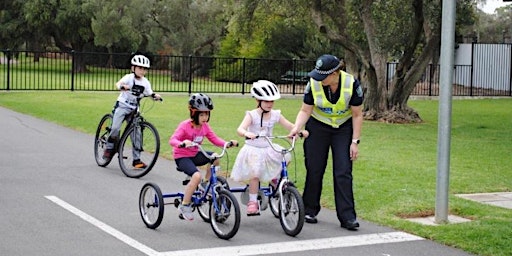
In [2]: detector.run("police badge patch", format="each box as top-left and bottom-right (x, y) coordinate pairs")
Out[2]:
(356, 85), (363, 97)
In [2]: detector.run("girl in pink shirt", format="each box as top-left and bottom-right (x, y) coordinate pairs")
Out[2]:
(169, 93), (237, 221)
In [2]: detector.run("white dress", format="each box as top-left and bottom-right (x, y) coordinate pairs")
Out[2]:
(230, 109), (292, 183)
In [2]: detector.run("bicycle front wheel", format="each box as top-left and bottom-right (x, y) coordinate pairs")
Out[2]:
(279, 186), (305, 237)
(198, 176), (229, 223)
(269, 192), (280, 218)
(119, 121), (160, 178)
(94, 114), (113, 167)
(210, 189), (240, 240)
(139, 182), (164, 229)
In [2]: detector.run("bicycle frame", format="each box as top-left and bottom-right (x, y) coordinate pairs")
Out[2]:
(139, 141), (240, 239)
(165, 141), (233, 208)
(95, 94), (162, 178)
(228, 134), (304, 237)
(230, 135), (298, 198)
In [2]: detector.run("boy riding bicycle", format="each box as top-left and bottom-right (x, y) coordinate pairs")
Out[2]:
(103, 54), (162, 168)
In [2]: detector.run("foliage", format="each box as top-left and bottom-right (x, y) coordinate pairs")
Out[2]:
(217, 0), (342, 60)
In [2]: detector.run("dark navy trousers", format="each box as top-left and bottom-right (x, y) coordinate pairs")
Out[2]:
(302, 117), (356, 223)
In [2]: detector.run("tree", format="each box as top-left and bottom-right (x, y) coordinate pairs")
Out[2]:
(309, 0), (434, 123)
(88, 0), (233, 80)
(23, 0), (96, 72)
(0, 0), (29, 51)
(308, 0), (479, 123)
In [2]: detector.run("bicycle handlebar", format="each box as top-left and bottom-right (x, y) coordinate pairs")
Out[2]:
(246, 134), (302, 154)
(178, 141), (235, 160)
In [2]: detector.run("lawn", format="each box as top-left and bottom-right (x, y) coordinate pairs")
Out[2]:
(1, 91), (511, 256)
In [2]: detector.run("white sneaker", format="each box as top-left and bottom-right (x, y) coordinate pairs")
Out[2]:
(179, 204), (194, 221)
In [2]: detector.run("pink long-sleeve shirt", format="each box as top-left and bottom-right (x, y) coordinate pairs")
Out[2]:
(169, 120), (226, 159)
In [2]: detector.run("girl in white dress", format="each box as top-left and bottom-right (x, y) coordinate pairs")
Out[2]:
(231, 80), (300, 216)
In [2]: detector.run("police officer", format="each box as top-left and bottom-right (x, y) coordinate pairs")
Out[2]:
(288, 54), (364, 230)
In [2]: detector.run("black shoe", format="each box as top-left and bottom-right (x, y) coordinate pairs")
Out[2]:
(305, 214), (318, 224)
(340, 219), (359, 231)
(132, 159), (147, 169)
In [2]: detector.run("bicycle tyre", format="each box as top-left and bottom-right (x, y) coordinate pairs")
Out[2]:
(269, 190), (280, 218)
(279, 186), (305, 237)
(210, 189), (241, 240)
(94, 114), (114, 167)
(139, 182), (164, 229)
(198, 176), (229, 223)
(118, 121), (160, 178)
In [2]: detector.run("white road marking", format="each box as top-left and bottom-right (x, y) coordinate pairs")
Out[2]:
(160, 232), (424, 256)
(45, 195), (160, 256)
(46, 195), (424, 256)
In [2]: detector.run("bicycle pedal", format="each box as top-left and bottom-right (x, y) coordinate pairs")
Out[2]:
(178, 213), (184, 220)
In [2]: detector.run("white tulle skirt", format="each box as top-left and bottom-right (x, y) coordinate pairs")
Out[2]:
(230, 144), (291, 183)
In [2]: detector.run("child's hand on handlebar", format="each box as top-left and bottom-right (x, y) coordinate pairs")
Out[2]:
(152, 93), (163, 101)
(298, 130), (309, 138)
(178, 140), (193, 148)
(244, 131), (257, 140)
(228, 140), (239, 147)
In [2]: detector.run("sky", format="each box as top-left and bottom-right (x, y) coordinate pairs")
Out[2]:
(479, 0), (512, 14)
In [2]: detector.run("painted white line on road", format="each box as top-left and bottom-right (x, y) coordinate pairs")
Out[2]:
(160, 231), (424, 256)
(45, 195), (424, 256)
(45, 195), (159, 256)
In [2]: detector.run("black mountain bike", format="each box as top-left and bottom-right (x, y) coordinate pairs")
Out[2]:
(94, 95), (162, 178)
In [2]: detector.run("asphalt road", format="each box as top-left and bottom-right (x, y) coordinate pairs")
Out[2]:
(0, 106), (475, 256)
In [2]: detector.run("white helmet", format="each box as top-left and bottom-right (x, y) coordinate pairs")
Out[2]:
(131, 55), (150, 68)
(250, 80), (281, 101)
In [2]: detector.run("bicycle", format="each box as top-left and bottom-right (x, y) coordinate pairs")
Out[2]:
(230, 135), (305, 237)
(94, 95), (162, 178)
(138, 141), (241, 240)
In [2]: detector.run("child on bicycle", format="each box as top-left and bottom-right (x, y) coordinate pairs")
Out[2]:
(103, 54), (162, 169)
(231, 80), (307, 216)
(169, 93), (238, 221)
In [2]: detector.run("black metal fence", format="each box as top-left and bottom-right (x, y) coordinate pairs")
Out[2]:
(1, 49), (511, 96)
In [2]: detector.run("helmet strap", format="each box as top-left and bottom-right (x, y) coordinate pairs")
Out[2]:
(258, 101), (269, 127)
(132, 66), (142, 79)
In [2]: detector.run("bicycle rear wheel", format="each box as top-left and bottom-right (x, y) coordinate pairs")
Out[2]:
(279, 186), (305, 237)
(119, 121), (160, 178)
(139, 182), (164, 229)
(210, 189), (240, 240)
(94, 114), (114, 167)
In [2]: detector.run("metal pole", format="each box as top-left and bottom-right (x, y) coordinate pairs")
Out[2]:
(435, 0), (456, 224)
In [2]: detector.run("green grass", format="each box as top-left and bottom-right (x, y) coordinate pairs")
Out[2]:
(1, 91), (511, 256)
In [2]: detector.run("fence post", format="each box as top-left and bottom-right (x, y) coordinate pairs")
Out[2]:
(429, 64), (433, 96)
(188, 55), (193, 94)
(385, 63), (389, 91)
(71, 50), (75, 91)
(292, 58), (297, 95)
(509, 44), (512, 96)
(5, 49), (11, 91)
(470, 42), (475, 96)
(242, 57), (246, 95)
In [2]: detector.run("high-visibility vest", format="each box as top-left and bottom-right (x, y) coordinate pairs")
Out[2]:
(310, 71), (354, 128)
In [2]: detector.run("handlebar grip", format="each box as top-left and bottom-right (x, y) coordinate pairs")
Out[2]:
(178, 142), (185, 148)
(298, 132), (304, 138)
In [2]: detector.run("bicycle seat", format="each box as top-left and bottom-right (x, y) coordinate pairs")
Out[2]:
(176, 167), (191, 185)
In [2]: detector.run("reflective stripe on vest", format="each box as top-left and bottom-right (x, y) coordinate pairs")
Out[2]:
(310, 71), (354, 128)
